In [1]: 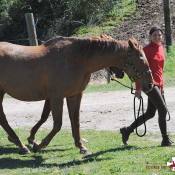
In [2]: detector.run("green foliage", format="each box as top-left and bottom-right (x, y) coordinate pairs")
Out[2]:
(164, 46), (175, 87)
(0, 128), (174, 174)
(75, 0), (136, 36)
(63, 0), (119, 25)
(0, 0), (18, 22)
(0, 0), (136, 41)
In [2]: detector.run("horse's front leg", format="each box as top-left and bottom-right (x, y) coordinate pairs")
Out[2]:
(66, 93), (88, 154)
(33, 97), (63, 152)
(28, 100), (51, 145)
(0, 91), (30, 154)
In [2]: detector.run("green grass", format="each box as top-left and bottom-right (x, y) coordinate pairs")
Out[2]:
(85, 76), (131, 93)
(164, 46), (175, 87)
(74, 0), (136, 37)
(0, 129), (175, 175)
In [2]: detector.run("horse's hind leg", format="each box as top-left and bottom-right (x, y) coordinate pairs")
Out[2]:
(66, 93), (88, 154)
(33, 97), (63, 152)
(0, 90), (30, 154)
(28, 100), (51, 145)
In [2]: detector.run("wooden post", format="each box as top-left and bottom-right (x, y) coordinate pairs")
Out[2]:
(106, 68), (111, 84)
(163, 0), (172, 51)
(25, 13), (38, 46)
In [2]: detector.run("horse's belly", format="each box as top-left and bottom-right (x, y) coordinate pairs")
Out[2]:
(5, 85), (47, 101)
(0, 72), (48, 101)
(7, 91), (45, 101)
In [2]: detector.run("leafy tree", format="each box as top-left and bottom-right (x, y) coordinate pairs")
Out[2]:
(0, 0), (126, 43)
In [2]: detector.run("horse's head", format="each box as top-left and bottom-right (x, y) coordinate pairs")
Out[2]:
(123, 37), (154, 93)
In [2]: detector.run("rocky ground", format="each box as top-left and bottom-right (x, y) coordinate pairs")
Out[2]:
(112, 0), (175, 45)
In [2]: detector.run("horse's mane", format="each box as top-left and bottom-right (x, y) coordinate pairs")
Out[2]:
(43, 36), (65, 46)
(43, 34), (130, 54)
(77, 37), (128, 52)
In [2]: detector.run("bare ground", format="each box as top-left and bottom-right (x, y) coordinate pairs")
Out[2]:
(3, 87), (175, 133)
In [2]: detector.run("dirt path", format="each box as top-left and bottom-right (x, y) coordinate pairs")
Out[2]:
(3, 87), (175, 133)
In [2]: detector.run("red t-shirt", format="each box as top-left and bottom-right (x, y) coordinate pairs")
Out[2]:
(136, 42), (165, 91)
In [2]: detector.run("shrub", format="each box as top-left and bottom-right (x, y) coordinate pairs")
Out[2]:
(0, 0), (135, 42)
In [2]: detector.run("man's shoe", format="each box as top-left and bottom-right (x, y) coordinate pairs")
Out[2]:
(120, 127), (130, 145)
(161, 136), (173, 146)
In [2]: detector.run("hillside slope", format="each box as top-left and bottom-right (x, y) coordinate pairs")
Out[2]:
(111, 0), (175, 45)
(91, 0), (175, 83)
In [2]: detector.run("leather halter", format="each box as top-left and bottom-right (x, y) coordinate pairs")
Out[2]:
(123, 49), (153, 93)
(124, 61), (152, 82)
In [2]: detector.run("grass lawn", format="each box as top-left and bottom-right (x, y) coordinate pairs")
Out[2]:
(0, 129), (175, 175)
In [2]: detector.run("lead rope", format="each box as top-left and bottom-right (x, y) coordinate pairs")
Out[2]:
(131, 83), (147, 137)
(110, 77), (171, 136)
(111, 77), (147, 137)
(162, 95), (171, 121)
(133, 96), (147, 137)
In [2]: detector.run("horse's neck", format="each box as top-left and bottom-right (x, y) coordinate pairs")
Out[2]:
(76, 39), (128, 73)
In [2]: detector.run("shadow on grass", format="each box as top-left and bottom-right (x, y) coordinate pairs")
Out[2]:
(0, 146), (19, 155)
(40, 147), (72, 153)
(0, 144), (165, 169)
(0, 145), (133, 169)
(0, 145), (71, 155)
(0, 155), (44, 169)
(43, 145), (141, 169)
(83, 145), (139, 160)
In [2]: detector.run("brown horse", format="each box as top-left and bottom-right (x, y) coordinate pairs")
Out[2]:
(0, 35), (153, 154)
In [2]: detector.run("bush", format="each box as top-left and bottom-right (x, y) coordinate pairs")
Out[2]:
(0, 0), (135, 42)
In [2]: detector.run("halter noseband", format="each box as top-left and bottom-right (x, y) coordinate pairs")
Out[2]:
(123, 57), (152, 81)
(124, 61), (152, 81)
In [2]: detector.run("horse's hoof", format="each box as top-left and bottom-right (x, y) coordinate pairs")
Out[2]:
(32, 142), (41, 153)
(80, 147), (88, 154)
(19, 146), (30, 154)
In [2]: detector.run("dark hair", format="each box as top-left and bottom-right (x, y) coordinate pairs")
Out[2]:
(149, 26), (163, 35)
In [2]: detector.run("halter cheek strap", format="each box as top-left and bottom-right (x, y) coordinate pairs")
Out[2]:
(123, 61), (152, 81)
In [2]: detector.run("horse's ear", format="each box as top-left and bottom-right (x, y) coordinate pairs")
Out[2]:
(100, 34), (107, 38)
(128, 37), (138, 49)
(100, 34), (113, 40)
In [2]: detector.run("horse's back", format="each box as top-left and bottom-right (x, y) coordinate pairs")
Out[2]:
(0, 42), (48, 60)
(0, 37), (90, 101)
